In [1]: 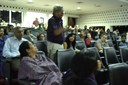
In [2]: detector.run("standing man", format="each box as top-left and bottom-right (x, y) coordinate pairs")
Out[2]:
(47, 6), (65, 60)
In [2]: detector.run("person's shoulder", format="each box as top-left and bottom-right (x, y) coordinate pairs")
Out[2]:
(22, 37), (28, 41)
(96, 39), (101, 43)
(6, 36), (15, 42)
(3, 35), (8, 40)
(48, 16), (55, 22)
(21, 57), (36, 64)
(36, 54), (46, 60)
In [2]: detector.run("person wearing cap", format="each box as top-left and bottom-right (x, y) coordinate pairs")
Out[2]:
(47, 6), (65, 60)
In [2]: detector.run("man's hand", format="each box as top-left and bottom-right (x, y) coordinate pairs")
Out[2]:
(54, 28), (65, 36)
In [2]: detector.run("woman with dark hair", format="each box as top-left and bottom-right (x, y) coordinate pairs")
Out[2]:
(4, 24), (14, 37)
(64, 33), (76, 50)
(37, 33), (45, 41)
(23, 29), (36, 42)
(18, 41), (62, 85)
(63, 50), (101, 85)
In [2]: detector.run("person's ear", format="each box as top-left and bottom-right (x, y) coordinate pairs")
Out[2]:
(97, 60), (102, 70)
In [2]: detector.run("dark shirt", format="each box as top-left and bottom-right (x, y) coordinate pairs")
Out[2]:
(0, 36), (8, 57)
(47, 16), (64, 44)
(63, 69), (97, 85)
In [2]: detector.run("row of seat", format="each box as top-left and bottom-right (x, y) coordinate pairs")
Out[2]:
(54, 46), (128, 85)
(1, 45), (128, 85)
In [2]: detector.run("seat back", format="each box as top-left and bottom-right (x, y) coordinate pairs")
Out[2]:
(87, 47), (101, 60)
(2, 57), (20, 85)
(116, 40), (121, 50)
(120, 47), (128, 63)
(56, 49), (75, 72)
(107, 40), (114, 47)
(104, 47), (119, 65)
(109, 63), (128, 85)
(87, 47), (106, 68)
(90, 40), (96, 47)
(76, 41), (86, 50)
(35, 41), (48, 56)
(23, 35), (33, 42)
(76, 36), (81, 41)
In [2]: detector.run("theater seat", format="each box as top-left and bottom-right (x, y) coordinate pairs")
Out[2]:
(107, 40), (114, 47)
(18, 79), (36, 85)
(35, 41), (48, 56)
(76, 36), (81, 41)
(120, 47), (128, 63)
(76, 41), (86, 50)
(90, 40), (96, 47)
(2, 57), (20, 85)
(109, 63), (128, 85)
(56, 49), (75, 72)
(87, 47), (109, 84)
(104, 47), (119, 66)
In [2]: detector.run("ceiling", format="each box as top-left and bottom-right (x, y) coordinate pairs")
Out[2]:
(1, 0), (128, 14)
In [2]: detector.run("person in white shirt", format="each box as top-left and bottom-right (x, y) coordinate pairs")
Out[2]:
(3, 27), (27, 58)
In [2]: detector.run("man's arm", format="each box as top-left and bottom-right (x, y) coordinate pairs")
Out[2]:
(53, 28), (64, 36)
(63, 42), (67, 49)
(3, 39), (19, 58)
(49, 19), (65, 36)
(96, 43), (103, 52)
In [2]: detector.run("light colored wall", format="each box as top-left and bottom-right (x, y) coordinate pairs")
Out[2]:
(77, 8), (128, 31)
(0, 5), (79, 27)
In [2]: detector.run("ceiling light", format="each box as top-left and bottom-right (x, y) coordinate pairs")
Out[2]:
(55, 4), (60, 6)
(77, 7), (81, 10)
(28, 0), (33, 2)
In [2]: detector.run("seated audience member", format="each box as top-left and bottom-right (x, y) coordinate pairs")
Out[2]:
(4, 24), (14, 37)
(83, 26), (88, 36)
(18, 41), (62, 85)
(33, 18), (39, 27)
(63, 50), (101, 85)
(113, 29), (121, 40)
(96, 33), (109, 53)
(91, 28), (98, 40)
(37, 24), (46, 33)
(3, 27), (27, 58)
(106, 29), (111, 39)
(0, 28), (8, 76)
(85, 33), (94, 47)
(119, 33), (128, 47)
(64, 33), (76, 50)
(37, 33), (47, 55)
(24, 29), (36, 42)
(0, 28), (8, 57)
(37, 33), (45, 41)
(126, 31), (128, 43)
(79, 34), (85, 41)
